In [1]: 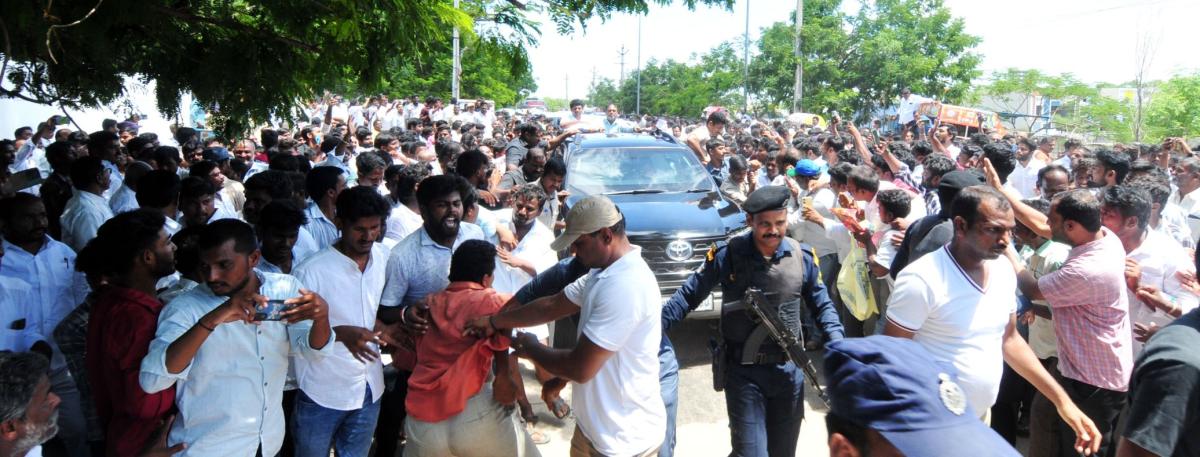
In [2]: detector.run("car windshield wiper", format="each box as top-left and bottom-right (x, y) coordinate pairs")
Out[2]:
(681, 188), (712, 193)
(604, 189), (666, 195)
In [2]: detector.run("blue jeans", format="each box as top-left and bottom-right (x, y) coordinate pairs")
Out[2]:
(659, 347), (679, 457)
(292, 385), (382, 457)
(724, 362), (805, 457)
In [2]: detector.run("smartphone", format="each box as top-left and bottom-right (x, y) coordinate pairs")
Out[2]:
(254, 299), (294, 321)
(54, 115), (70, 126)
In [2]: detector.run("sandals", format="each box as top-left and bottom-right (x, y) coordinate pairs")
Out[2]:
(524, 418), (550, 445)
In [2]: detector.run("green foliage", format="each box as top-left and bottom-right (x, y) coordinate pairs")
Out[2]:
(1146, 74), (1200, 140)
(1055, 96), (1136, 143)
(838, 0), (982, 120)
(596, 0), (981, 120)
(0, 0), (732, 135)
(749, 0), (855, 114)
(600, 44), (745, 117)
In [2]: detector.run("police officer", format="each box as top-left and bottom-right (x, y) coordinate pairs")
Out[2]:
(664, 185), (845, 457)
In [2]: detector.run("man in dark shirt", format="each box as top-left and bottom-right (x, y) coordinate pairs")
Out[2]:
(889, 170), (984, 278)
(1117, 310), (1200, 456)
(496, 147), (547, 203)
(504, 123), (577, 171)
(85, 209), (178, 456)
(39, 141), (76, 240)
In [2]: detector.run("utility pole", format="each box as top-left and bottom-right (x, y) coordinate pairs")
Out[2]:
(636, 17), (642, 115)
(792, 0), (803, 113)
(565, 74), (569, 107)
(452, 0), (461, 101)
(617, 46), (629, 86)
(743, 0), (751, 116)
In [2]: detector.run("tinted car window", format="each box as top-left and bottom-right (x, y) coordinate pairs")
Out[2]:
(566, 147), (714, 194)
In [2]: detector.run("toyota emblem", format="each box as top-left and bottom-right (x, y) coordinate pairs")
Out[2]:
(665, 240), (693, 262)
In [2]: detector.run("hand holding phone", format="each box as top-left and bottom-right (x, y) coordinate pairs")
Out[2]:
(254, 299), (295, 321)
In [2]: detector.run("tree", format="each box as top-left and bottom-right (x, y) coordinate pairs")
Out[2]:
(1145, 73), (1200, 140)
(1054, 95), (1136, 144)
(840, 0), (981, 120)
(747, 0), (981, 121)
(973, 68), (1095, 133)
(588, 79), (621, 108)
(0, 0), (732, 135)
(749, 0), (854, 114)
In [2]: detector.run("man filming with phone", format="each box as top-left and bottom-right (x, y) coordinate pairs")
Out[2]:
(139, 219), (332, 456)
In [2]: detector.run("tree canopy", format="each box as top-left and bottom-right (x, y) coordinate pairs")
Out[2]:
(1146, 73), (1200, 140)
(588, 0), (982, 120)
(0, 0), (732, 134)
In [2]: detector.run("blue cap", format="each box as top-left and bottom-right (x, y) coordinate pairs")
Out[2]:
(202, 146), (231, 162)
(794, 159), (824, 177)
(824, 336), (1019, 457)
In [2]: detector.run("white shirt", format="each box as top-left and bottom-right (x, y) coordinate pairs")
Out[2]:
(563, 247), (667, 456)
(1, 236), (88, 369)
(109, 184), (140, 214)
(788, 186), (839, 258)
(293, 244), (389, 410)
(898, 94), (931, 124)
(303, 203), (340, 250)
(886, 246), (1018, 416)
(490, 212), (557, 295)
(1127, 230), (1199, 354)
(139, 271), (332, 457)
(101, 160), (123, 201)
(60, 189), (115, 252)
(158, 278), (199, 305)
(1008, 158), (1046, 200)
(384, 204), (423, 244)
(1169, 188), (1200, 244)
(1025, 240), (1071, 360)
(294, 226), (320, 264)
(0, 276), (43, 353)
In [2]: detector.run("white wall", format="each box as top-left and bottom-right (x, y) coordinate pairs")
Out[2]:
(0, 77), (189, 142)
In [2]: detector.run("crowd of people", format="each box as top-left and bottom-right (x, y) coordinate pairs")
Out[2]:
(0, 90), (1197, 457)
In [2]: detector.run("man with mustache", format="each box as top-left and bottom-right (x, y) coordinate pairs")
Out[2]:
(139, 219), (332, 456)
(661, 185), (846, 457)
(883, 185), (1102, 456)
(374, 174), (483, 457)
(0, 352), (61, 457)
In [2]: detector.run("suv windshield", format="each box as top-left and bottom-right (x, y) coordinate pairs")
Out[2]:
(566, 147), (715, 195)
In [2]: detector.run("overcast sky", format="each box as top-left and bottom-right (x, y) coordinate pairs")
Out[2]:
(525, 0), (1199, 101)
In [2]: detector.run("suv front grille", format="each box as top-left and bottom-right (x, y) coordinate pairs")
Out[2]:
(631, 236), (723, 299)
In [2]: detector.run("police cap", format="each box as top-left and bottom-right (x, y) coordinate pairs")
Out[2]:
(742, 185), (790, 215)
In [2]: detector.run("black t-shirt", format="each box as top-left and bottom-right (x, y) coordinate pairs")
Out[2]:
(1122, 309), (1200, 457)
(889, 215), (952, 279)
(499, 169), (528, 190)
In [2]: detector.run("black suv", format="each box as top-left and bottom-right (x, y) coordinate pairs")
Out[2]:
(561, 133), (747, 318)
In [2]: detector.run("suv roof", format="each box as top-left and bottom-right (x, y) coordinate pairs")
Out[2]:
(568, 132), (682, 150)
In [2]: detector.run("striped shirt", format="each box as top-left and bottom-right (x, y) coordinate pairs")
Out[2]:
(1038, 228), (1133, 392)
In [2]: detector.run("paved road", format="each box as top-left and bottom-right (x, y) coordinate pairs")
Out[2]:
(525, 318), (833, 456)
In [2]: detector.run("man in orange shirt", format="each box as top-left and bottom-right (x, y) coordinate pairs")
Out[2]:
(404, 239), (540, 457)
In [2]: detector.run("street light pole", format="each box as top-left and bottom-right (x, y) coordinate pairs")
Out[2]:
(452, 0), (461, 101)
(792, 0), (803, 113)
(743, 0), (750, 116)
(636, 16), (642, 116)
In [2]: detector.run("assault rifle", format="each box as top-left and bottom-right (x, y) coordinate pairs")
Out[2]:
(743, 287), (830, 407)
